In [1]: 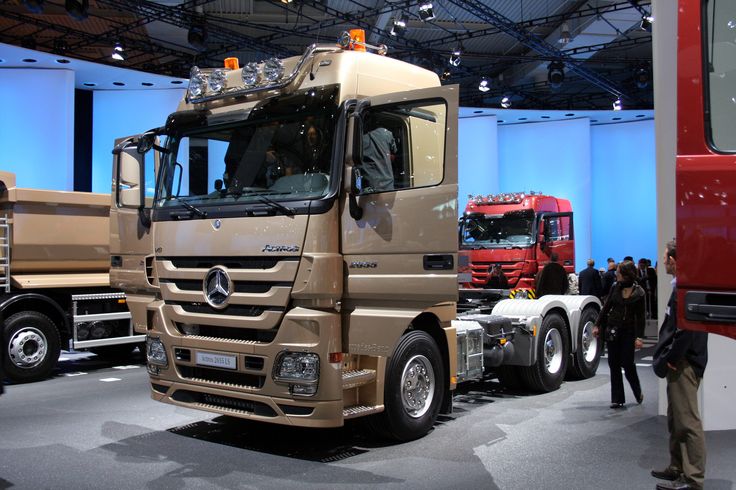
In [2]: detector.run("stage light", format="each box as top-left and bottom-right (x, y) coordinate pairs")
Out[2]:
(449, 46), (462, 67)
(613, 98), (622, 111)
(635, 64), (650, 89)
(640, 15), (653, 32)
(111, 42), (126, 61)
(500, 96), (511, 109)
(188, 22), (208, 52)
(440, 68), (451, 81)
(65, 0), (89, 20)
(418, 2), (435, 22)
(478, 78), (490, 93)
(547, 61), (565, 89)
(558, 22), (571, 45)
(390, 15), (408, 37)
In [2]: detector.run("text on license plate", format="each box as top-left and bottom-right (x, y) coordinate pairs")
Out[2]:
(195, 351), (237, 370)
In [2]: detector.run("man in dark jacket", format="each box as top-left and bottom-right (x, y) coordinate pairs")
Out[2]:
(651, 240), (708, 490)
(578, 258), (603, 297)
(601, 257), (617, 298)
(535, 252), (568, 296)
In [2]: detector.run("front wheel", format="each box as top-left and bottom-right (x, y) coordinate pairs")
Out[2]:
(520, 312), (569, 392)
(372, 330), (444, 442)
(568, 307), (602, 379)
(3, 311), (61, 383)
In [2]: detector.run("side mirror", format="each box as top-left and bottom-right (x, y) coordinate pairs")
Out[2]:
(348, 166), (363, 220)
(137, 133), (155, 154)
(345, 110), (365, 221)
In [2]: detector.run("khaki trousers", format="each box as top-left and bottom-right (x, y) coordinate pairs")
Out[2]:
(666, 359), (706, 490)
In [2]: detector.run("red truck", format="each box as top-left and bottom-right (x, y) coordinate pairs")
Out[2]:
(675, 0), (736, 339)
(458, 192), (574, 293)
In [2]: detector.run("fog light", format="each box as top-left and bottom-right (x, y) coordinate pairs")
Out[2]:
(290, 383), (318, 396)
(188, 66), (206, 99)
(263, 58), (284, 82)
(208, 68), (227, 93)
(241, 62), (260, 87)
(147, 336), (168, 367)
(273, 351), (319, 382)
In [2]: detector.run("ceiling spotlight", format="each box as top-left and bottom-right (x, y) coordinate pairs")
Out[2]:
(440, 68), (451, 81)
(547, 61), (565, 89)
(558, 22), (571, 45)
(53, 39), (69, 55)
(22, 0), (44, 13)
(500, 96), (511, 109)
(419, 2), (436, 22)
(111, 42), (126, 61)
(478, 78), (490, 93)
(640, 15), (653, 32)
(449, 46), (462, 67)
(390, 15), (408, 37)
(188, 21), (208, 52)
(613, 98), (623, 111)
(64, 0), (89, 20)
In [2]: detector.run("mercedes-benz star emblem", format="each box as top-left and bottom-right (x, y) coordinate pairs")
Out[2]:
(203, 266), (232, 309)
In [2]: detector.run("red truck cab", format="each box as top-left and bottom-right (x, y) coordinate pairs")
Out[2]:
(458, 192), (574, 292)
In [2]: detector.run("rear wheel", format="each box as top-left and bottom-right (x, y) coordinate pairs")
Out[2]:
(3, 311), (61, 383)
(568, 307), (602, 379)
(520, 312), (569, 392)
(371, 330), (444, 442)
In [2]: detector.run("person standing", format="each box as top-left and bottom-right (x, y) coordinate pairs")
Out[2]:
(579, 258), (603, 297)
(601, 257), (617, 298)
(651, 240), (708, 490)
(535, 252), (568, 297)
(486, 264), (509, 289)
(593, 260), (645, 408)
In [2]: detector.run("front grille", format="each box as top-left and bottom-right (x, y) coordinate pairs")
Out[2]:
(164, 256), (297, 270)
(176, 323), (277, 343)
(171, 389), (277, 417)
(177, 365), (265, 389)
(173, 303), (275, 316)
(161, 279), (289, 293)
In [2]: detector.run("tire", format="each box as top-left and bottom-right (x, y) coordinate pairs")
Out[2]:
(371, 330), (444, 442)
(519, 312), (569, 393)
(3, 311), (61, 383)
(568, 307), (602, 380)
(90, 342), (139, 360)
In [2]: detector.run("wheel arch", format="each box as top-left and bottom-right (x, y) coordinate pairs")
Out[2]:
(0, 293), (69, 341)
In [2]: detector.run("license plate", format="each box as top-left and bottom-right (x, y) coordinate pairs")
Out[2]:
(195, 351), (237, 370)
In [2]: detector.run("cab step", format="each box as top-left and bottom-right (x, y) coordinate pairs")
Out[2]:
(341, 368), (376, 390)
(342, 404), (382, 419)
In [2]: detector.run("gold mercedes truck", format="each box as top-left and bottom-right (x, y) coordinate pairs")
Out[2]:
(0, 171), (145, 383)
(114, 32), (601, 441)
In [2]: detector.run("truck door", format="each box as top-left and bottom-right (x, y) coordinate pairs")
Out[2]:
(340, 85), (458, 351)
(675, 0), (736, 338)
(537, 212), (575, 274)
(110, 135), (156, 333)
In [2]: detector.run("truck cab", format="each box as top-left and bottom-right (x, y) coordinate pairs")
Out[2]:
(458, 193), (574, 292)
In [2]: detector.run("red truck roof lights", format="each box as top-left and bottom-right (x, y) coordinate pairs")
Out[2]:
(466, 191), (541, 207)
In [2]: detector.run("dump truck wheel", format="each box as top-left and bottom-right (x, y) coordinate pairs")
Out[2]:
(568, 307), (602, 380)
(520, 312), (569, 392)
(3, 311), (61, 383)
(374, 330), (443, 441)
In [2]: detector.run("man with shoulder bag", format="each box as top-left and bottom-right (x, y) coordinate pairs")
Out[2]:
(651, 240), (708, 490)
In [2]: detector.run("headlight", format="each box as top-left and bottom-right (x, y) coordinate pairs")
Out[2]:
(208, 68), (227, 93)
(273, 351), (319, 382)
(147, 336), (168, 367)
(263, 58), (284, 82)
(241, 62), (260, 87)
(188, 66), (206, 99)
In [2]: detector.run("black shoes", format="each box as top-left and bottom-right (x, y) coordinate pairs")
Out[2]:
(609, 402), (625, 409)
(651, 468), (681, 481)
(636, 392), (644, 405)
(655, 479), (699, 490)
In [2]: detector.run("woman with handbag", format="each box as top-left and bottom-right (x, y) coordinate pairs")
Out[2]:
(593, 260), (646, 409)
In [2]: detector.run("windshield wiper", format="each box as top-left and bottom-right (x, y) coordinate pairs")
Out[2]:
(168, 197), (208, 218)
(255, 194), (295, 216)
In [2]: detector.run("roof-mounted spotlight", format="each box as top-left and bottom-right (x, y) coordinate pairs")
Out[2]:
(613, 98), (623, 111)
(418, 2), (436, 22)
(449, 46), (462, 67)
(558, 22), (571, 44)
(640, 15), (653, 32)
(547, 61), (565, 89)
(64, 0), (89, 20)
(22, 0), (44, 13)
(500, 96), (511, 109)
(390, 14), (408, 37)
(478, 78), (490, 93)
(111, 42), (126, 61)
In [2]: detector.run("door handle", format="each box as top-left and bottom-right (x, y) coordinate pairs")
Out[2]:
(424, 254), (454, 271)
(684, 291), (736, 323)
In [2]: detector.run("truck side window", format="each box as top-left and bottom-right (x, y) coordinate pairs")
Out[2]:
(544, 216), (571, 241)
(705, 0), (736, 152)
(359, 100), (446, 194)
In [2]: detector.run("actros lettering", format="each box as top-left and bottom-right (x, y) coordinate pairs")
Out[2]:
(262, 244), (300, 253)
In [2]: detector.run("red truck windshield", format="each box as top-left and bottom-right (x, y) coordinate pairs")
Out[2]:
(460, 211), (535, 249)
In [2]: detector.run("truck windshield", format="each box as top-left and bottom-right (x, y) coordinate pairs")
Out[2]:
(155, 85), (339, 210)
(460, 213), (535, 248)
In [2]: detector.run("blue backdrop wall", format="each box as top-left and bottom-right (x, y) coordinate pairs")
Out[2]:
(0, 69), (75, 190)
